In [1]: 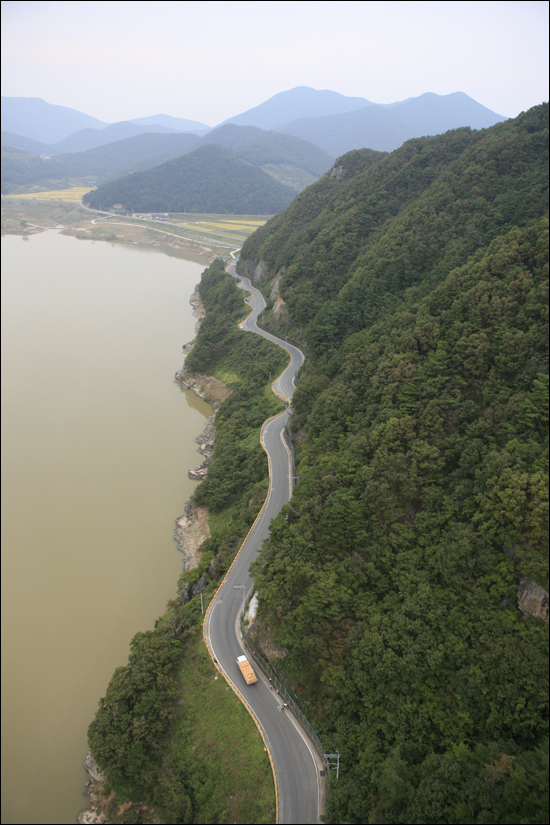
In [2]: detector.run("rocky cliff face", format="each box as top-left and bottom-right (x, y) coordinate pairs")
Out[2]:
(268, 267), (289, 321)
(269, 268), (285, 300)
(78, 752), (105, 824)
(238, 258), (269, 284)
(186, 414), (216, 479)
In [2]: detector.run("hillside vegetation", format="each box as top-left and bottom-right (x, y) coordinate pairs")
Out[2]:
(0, 133), (201, 194)
(237, 104), (549, 824)
(2, 124), (334, 196)
(82, 143), (297, 214)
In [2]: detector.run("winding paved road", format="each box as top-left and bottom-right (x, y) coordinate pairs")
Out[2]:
(203, 264), (324, 823)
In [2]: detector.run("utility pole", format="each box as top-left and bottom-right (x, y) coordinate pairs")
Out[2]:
(324, 752), (340, 780)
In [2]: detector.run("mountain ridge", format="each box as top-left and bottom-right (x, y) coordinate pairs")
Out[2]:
(2, 88), (507, 158)
(275, 91), (507, 155)
(217, 85), (373, 130)
(0, 96), (107, 143)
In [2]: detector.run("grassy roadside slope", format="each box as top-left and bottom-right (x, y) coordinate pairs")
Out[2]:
(88, 607), (275, 825)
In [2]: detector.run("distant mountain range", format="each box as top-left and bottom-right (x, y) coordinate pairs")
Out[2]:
(1, 96), (107, 144)
(219, 86), (374, 130)
(126, 114), (209, 133)
(1, 88), (509, 213)
(275, 91), (508, 155)
(1, 96), (209, 145)
(2, 88), (506, 156)
(0, 119), (203, 156)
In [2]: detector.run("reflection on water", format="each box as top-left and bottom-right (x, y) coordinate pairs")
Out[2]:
(1, 232), (211, 824)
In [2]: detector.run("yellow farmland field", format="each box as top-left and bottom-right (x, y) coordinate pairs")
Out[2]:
(209, 220), (266, 228)
(10, 187), (93, 202)
(177, 223), (217, 233)
(223, 220), (266, 226)
(199, 222), (259, 232)
(168, 221), (226, 234)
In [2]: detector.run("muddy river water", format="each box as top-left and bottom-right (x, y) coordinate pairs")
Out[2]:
(1, 231), (212, 823)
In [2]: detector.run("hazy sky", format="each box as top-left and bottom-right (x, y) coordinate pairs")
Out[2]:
(2, 0), (548, 125)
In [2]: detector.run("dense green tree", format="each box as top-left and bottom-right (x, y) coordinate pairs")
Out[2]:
(88, 628), (182, 788)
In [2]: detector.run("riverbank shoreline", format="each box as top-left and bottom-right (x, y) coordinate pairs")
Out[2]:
(174, 284), (232, 409)
(79, 751), (161, 825)
(173, 285), (231, 565)
(1, 198), (239, 262)
(78, 259), (231, 825)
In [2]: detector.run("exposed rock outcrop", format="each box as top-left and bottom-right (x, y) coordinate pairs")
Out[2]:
(252, 259), (269, 284)
(179, 563), (221, 605)
(269, 268), (286, 301)
(329, 163), (345, 181)
(174, 500), (211, 570)
(238, 258), (270, 284)
(194, 572), (209, 595)
(78, 752), (105, 824)
(188, 457), (212, 480)
(179, 582), (191, 605)
(175, 369), (231, 408)
(248, 616), (288, 661)
(84, 750), (104, 784)
(187, 414), (215, 479)
(518, 577), (549, 622)
(78, 809), (104, 824)
(189, 285), (206, 327)
(273, 294), (289, 321)
(268, 268), (290, 321)
(244, 592), (258, 623)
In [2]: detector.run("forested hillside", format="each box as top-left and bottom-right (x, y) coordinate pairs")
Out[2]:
(238, 104), (549, 823)
(82, 143), (297, 213)
(2, 126), (333, 195)
(1, 133), (200, 193)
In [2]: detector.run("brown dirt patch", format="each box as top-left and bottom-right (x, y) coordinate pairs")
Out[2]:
(175, 505), (211, 568)
(192, 373), (233, 407)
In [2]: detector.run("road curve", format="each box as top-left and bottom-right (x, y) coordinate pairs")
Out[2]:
(203, 264), (323, 824)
